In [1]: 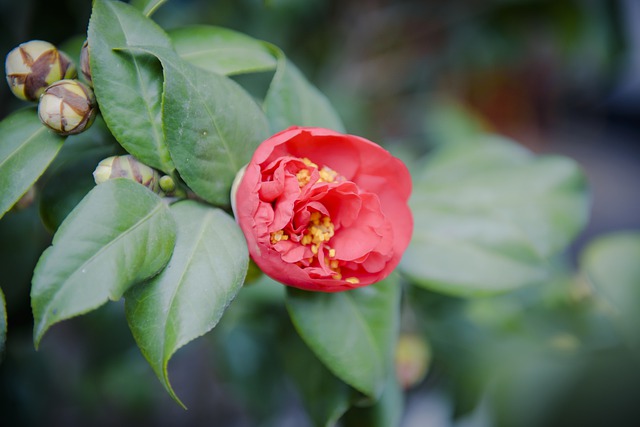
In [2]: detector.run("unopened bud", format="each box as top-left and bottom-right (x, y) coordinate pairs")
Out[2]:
(93, 155), (162, 193)
(159, 175), (176, 193)
(79, 40), (92, 86)
(38, 79), (96, 136)
(5, 40), (76, 101)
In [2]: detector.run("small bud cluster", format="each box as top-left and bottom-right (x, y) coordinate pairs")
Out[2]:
(5, 39), (96, 136)
(6, 41), (183, 200)
(93, 155), (178, 197)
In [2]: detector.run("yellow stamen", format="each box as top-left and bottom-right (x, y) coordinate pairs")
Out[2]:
(296, 157), (339, 187)
(270, 200), (346, 282)
(302, 157), (318, 168)
(319, 166), (337, 183)
(296, 168), (311, 187)
(270, 230), (289, 245)
(310, 211), (321, 223)
(345, 277), (360, 284)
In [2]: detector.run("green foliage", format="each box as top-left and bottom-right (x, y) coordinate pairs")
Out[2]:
(125, 200), (248, 407)
(286, 275), (400, 399)
(581, 232), (640, 348)
(402, 135), (589, 296)
(169, 25), (277, 76)
(0, 108), (65, 219)
(39, 116), (122, 231)
(0, 0), (609, 423)
(88, 0), (174, 173)
(31, 179), (176, 348)
(264, 47), (346, 133)
(129, 45), (269, 206)
(169, 25), (345, 133)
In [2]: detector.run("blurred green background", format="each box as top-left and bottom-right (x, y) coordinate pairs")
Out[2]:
(1, 0), (639, 426)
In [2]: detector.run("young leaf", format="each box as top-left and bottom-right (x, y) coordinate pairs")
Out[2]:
(0, 108), (64, 219)
(580, 232), (640, 347)
(0, 287), (6, 359)
(401, 135), (589, 296)
(124, 45), (269, 206)
(88, 0), (174, 173)
(286, 275), (401, 399)
(31, 179), (176, 348)
(125, 200), (249, 408)
(169, 25), (277, 76)
(263, 46), (345, 133)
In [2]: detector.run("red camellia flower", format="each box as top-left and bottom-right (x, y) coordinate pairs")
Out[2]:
(234, 126), (413, 292)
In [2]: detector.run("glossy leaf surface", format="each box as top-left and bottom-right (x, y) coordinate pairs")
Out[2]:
(0, 109), (64, 219)
(125, 200), (249, 407)
(31, 179), (176, 347)
(127, 45), (269, 206)
(286, 275), (400, 398)
(88, 0), (174, 173)
(169, 25), (277, 76)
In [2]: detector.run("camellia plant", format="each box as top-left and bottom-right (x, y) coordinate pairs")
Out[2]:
(5, 0), (637, 426)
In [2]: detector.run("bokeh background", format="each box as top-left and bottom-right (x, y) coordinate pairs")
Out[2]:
(1, 0), (639, 426)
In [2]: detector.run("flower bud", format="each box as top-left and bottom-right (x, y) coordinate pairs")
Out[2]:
(5, 40), (77, 101)
(159, 175), (176, 193)
(93, 155), (162, 193)
(79, 40), (92, 86)
(38, 79), (96, 136)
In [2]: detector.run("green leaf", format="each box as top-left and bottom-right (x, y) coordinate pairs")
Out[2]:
(0, 287), (6, 360)
(580, 232), (640, 347)
(88, 0), (174, 173)
(263, 46), (345, 133)
(169, 26), (277, 76)
(282, 328), (353, 427)
(125, 200), (249, 408)
(0, 108), (65, 219)
(125, 45), (269, 206)
(286, 275), (401, 398)
(31, 179), (176, 348)
(401, 135), (589, 296)
(130, 0), (169, 16)
(39, 116), (123, 232)
(342, 375), (404, 427)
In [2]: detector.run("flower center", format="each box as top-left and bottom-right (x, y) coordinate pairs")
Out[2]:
(300, 211), (334, 249)
(270, 211), (359, 284)
(296, 157), (338, 187)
